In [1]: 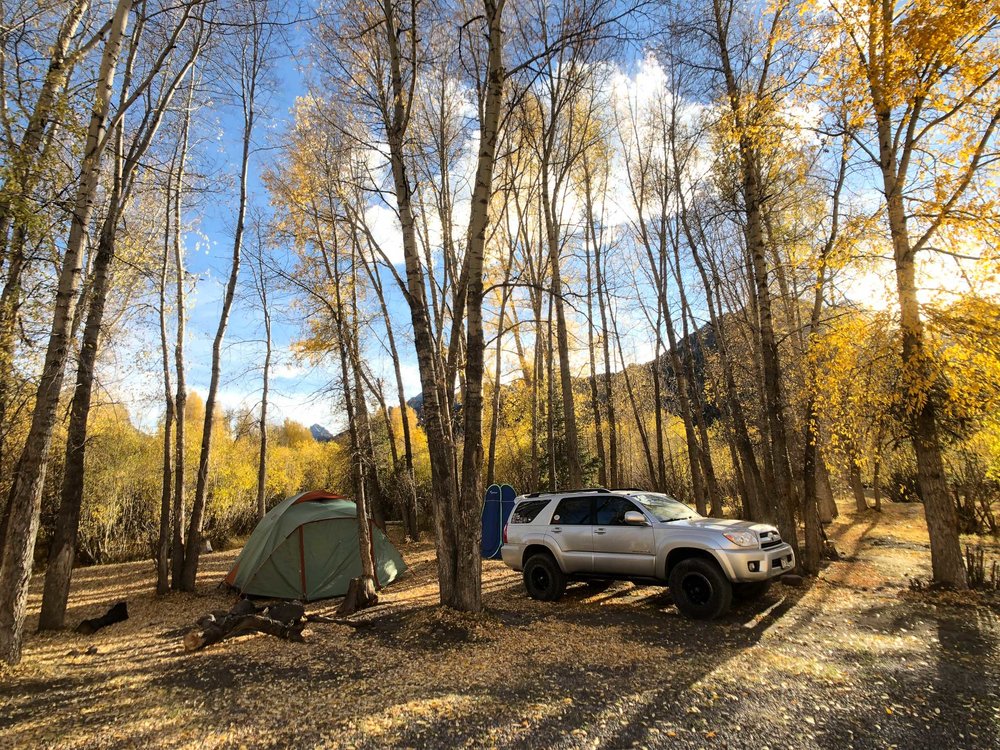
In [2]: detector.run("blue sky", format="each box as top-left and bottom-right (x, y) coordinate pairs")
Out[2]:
(144, 21), (429, 435)
(138, 30), (338, 431)
(129, 43), (732, 434)
(117, 13), (976, 436)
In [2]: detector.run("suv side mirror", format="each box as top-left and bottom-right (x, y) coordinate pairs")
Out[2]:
(623, 510), (648, 526)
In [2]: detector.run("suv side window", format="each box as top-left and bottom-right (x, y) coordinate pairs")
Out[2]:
(510, 500), (548, 524)
(595, 497), (643, 526)
(551, 497), (592, 525)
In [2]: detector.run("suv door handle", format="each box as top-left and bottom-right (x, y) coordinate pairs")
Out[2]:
(594, 528), (607, 534)
(551, 527), (562, 533)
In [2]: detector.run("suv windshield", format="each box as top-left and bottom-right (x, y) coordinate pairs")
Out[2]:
(630, 493), (700, 522)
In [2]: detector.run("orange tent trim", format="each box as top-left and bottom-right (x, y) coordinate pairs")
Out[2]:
(292, 490), (347, 505)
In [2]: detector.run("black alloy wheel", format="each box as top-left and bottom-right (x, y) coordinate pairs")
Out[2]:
(668, 557), (733, 619)
(522, 553), (567, 602)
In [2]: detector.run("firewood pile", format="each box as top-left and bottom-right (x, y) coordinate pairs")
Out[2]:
(183, 599), (370, 652)
(183, 599), (307, 652)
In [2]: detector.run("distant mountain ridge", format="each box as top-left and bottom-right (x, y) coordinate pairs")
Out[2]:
(404, 320), (718, 424)
(310, 423), (334, 442)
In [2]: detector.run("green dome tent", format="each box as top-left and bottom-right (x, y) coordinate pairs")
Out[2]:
(223, 490), (406, 601)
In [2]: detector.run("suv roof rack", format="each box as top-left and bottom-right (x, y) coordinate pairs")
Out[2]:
(523, 487), (610, 498)
(615, 487), (647, 492)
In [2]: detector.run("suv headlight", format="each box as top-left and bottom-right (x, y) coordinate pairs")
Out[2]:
(722, 531), (758, 548)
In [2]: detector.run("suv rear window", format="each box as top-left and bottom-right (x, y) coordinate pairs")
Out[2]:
(510, 500), (549, 524)
(551, 497), (592, 525)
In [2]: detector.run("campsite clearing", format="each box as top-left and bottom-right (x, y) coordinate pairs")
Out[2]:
(1, 500), (998, 749)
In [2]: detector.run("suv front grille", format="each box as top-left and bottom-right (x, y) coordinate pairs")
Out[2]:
(759, 531), (782, 549)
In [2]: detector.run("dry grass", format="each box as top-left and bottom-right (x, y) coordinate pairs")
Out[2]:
(1, 500), (998, 749)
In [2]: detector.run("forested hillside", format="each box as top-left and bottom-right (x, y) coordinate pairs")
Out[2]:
(0, 0), (998, 679)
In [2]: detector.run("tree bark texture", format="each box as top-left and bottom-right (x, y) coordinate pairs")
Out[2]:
(38, 199), (120, 631)
(456, 1), (504, 611)
(157, 207), (174, 595)
(255, 269), (271, 522)
(0, 0), (131, 663)
(171, 81), (195, 590)
(379, 0), (462, 606)
(181, 49), (257, 590)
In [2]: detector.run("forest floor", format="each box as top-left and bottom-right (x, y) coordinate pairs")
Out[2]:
(1, 500), (999, 750)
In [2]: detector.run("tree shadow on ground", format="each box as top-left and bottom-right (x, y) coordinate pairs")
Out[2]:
(819, 599), (999, 750)
(21, 514), (988, 749)
(2, 574), (811, 749)
(370, 577), (814, 749)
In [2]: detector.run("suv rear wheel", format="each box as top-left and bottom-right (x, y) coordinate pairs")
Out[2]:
(668, 557), (732, 619)
(523, 552), (567, 602)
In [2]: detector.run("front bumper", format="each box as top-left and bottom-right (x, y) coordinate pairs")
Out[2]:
(722, 543), (795, 582)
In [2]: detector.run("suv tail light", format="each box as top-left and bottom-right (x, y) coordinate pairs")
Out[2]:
(502, 524), (508, 544)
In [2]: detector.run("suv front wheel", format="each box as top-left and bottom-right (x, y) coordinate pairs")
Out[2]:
(523, 552), (567, 602)
(668, 557), (732, 619)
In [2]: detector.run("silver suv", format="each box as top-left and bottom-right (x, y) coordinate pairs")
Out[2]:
(501, 488), (795, 619)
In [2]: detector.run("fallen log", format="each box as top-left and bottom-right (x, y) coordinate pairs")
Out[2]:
(265, 601), (305, 623)
(77, 601), (128, 635)
(305, 613), (371, 628)
(184, 614), (305, 651)
(184, 600), (306, 652)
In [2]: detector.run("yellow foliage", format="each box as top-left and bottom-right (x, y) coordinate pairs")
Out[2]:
(65, 396), (345, 561)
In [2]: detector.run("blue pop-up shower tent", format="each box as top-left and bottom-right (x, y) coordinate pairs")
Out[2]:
(481, 483), (516, 559)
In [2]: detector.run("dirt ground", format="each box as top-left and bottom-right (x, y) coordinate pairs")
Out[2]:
(1, 500), (998, 750)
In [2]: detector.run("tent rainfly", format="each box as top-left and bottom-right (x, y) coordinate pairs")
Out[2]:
(224, 490), (406, 601)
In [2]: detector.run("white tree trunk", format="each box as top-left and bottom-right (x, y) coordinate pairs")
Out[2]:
(0, 0), (131, 664)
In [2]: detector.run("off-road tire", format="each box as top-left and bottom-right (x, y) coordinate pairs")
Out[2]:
(733, 580), (771, 603)
(523, 553), (567, 602)
(668, 557), (732, 619)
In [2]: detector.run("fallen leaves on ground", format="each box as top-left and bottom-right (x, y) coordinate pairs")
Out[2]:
(1, 502), (998, 749)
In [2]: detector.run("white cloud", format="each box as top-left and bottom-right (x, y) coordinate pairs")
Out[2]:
(397, 361), (422, 401)
(364, 204), (406, 266)
(271, 360), (308, 380)
(611, 53), (668, 113)
(840, 240), (998, 312)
